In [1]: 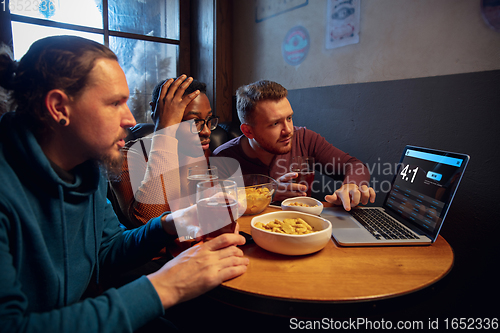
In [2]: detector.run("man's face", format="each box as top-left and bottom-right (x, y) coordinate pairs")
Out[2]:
(248, 97), (294, 155)
(178, 93), (213, 152)
(66, 58), (136, 168)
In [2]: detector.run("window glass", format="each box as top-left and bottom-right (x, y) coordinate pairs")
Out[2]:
(9, 0), (102, 29)
(10, 0), (180, 123)
(11, 21), (103, 60)
(110, 36), (178, 123)
(108, 0), (179, 39)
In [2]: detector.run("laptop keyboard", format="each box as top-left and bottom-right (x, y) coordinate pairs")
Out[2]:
(350, 209), (420, 240)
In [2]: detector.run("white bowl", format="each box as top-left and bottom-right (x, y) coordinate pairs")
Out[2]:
(250, 211), (332, 255)
(281, 197), (324, 215)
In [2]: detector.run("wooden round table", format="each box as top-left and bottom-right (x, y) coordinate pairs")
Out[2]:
(208, 205), (454, 318)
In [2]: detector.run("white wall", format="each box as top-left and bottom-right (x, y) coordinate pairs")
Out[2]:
(233, 0), (500, 91)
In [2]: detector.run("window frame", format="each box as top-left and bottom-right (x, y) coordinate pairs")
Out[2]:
(9, 0), (183, 72)
(7, 0), (193, 123)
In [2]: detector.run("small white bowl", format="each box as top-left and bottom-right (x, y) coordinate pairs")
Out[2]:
(281, 197), (324, 215)
(250, 211), (332, 256)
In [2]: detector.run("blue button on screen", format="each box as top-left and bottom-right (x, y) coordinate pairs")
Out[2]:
(426, 171), (442, 181)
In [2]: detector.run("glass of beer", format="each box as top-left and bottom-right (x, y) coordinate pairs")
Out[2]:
(290, 156), (315, 197)
(196, 179), (238, 241)
(187, 165), (218, 204)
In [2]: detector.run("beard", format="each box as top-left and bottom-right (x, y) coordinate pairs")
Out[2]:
(99, 148), (125, 181)
(100, 130), (128, 179)
(254, 132), (293, 155)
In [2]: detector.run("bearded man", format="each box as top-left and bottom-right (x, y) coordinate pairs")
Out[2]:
(0, 35), (248, 332)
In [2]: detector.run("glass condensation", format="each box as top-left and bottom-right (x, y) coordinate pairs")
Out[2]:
(108, 0), (179, 40)
(9, 0), (103, 28)
(11, 21), (103, 59)
(110, 36), (178, 123)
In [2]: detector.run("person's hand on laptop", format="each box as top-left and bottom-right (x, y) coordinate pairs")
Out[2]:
(325, 184), (376, 211)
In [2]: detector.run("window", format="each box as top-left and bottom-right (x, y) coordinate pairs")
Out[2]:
(9, 0), (180, 123)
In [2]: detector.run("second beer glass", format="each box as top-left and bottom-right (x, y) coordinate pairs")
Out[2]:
(290, 156), (315, 197)
(196, 179), (238, 241)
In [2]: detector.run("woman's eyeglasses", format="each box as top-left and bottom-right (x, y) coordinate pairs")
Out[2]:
(191, 116), (219, 134)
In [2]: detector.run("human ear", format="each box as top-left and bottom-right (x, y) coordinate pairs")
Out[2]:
(240, 123), (254, 139)
(45, 89), (70, 126)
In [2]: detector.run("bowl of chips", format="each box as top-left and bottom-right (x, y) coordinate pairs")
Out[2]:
(250, 211), (332, 255)
(233, 174), (277, 215)
(281, 197), (323, 215)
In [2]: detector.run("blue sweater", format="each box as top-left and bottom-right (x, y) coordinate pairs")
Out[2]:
(0, 112), (169, 332)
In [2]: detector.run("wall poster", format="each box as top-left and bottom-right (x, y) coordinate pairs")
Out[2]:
(325, 0), (360, 50)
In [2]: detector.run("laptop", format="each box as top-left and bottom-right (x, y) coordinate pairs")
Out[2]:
(322, 145), (469, 246)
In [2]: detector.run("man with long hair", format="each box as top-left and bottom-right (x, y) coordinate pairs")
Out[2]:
(0, 35), (248, 332)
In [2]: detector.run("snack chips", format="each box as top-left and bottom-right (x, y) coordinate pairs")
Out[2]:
(287, 202), (318, 207)
(239, 186), (272, 215)
(254, 218), (317, 235)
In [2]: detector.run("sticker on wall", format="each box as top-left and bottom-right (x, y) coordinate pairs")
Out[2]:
(282, 26), (310, 66)
(255, 0), (308, 23)
(325, 0), (360, 50)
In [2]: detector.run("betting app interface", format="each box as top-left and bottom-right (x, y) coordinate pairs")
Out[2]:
(385, 149), (465, 234)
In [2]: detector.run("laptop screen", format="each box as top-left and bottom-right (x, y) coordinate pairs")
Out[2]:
(383, 145), (469, 240)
